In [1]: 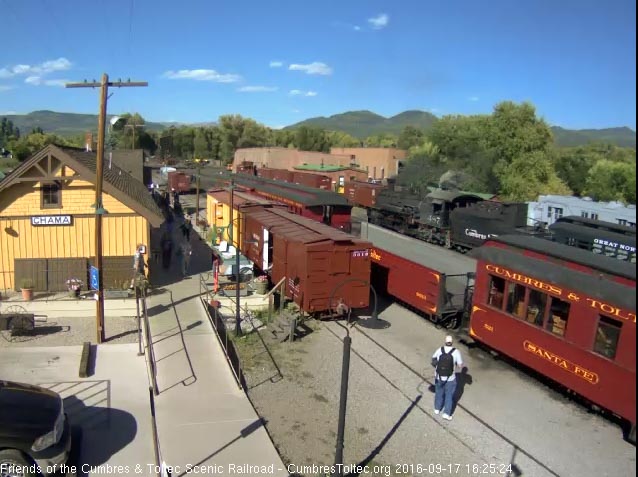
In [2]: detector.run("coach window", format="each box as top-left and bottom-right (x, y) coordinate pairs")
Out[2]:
(593, 316), (622, 359)
(546, 297), (570, 337)
(488, 276), (505, 309)
(41, 182), (62, 208)
(506, 282), (526, 318)
(526, 289), (547, 327)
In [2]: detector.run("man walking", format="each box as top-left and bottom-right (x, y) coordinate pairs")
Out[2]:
(431, 335), (463, 420)
(178, 240), (193, 277)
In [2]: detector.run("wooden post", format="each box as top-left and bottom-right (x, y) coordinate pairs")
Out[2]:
(66, 75), (148, 344)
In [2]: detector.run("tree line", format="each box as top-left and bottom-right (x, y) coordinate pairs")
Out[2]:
(1, 101), (635, 204)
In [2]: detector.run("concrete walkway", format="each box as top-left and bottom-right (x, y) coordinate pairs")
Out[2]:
(146, 214), (288, 476)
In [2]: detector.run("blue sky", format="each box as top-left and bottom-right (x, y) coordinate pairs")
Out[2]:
(0, 0), (635, 129)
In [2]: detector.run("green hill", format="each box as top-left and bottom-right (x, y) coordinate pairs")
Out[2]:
(285, 110), (438, 138)
(3, 109), (635, 148)
(1, 110), (170, 137)
(286, 110), (636, 148)
(551, 126), (636, 148)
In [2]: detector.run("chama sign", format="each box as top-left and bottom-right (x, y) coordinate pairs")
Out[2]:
(31, 215), (73, 226)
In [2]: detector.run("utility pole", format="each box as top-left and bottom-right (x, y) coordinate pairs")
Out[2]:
(195, 164), (201, 225)
(66, 74), (148, 344)
(124, 116), (144, 150)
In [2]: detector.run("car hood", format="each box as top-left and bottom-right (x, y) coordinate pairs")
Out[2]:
(0, 381), (61, 437)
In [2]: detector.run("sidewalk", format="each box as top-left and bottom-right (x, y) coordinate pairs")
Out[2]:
(147, 214), (289, 476)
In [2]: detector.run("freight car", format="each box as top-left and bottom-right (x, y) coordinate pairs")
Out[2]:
(240, 207), (373, 315)
(167, 171), (193, 193)
(549, 216), (636, 263)
(256, 167), (333, 190)
(361, 222), (475, 328)
(469, 235), (636, 443)
(224, 174), (353, 232)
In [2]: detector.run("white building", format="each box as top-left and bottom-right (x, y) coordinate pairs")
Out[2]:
(528, 195), (636, 228)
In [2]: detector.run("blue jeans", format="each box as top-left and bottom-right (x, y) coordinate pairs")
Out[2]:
(434, 378), (457, 415)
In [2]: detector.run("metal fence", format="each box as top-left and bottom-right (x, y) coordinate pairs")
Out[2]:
(199, 273), (247, 390)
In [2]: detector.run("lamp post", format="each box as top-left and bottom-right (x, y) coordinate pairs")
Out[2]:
(227, 179), (243, 337)
(328, 278), (378, 477)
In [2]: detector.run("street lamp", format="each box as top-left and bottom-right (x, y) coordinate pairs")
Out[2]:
(328, 278), (380, 477)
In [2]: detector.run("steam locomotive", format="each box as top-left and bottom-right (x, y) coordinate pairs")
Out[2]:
(364, 183), (547, 251)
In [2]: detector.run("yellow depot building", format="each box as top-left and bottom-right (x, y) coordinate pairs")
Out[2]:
(0, 144), (165, 292)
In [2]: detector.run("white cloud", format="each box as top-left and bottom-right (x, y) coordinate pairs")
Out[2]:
(25, 76), (68, 87)
(468, 96), (480, 102)
(368, 13), (389, 30)
(0, 57), (72, 79)
(289, 89), (318, 97)
(289, 62), (333, 76)
(0, 110), (17, 114)
(0, 85), (14, 92)
(354, 25), (361, 31)
(269, 61), (283, 68)
(237, 85), (278, 93)
(162, 69), (242, 83)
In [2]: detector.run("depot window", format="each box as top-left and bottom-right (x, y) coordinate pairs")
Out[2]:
(41, 182), (61, 209)
(593, 316), (622, 359)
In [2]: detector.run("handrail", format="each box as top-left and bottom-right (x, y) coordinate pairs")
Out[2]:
(149, 387), (171, 477)
(142, 286), (159, 395)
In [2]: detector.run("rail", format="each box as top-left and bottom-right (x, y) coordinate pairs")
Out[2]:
(139, 285), (159, 395)
(199, 272), (246, 390)
(149, 387), (171, 477)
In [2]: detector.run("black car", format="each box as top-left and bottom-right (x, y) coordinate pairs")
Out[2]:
(0, 380), (71, 477)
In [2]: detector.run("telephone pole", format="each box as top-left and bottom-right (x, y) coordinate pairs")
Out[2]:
(66, 74), (148, 344)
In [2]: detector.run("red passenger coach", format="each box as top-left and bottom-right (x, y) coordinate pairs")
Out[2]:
(469, 235), (636, 441)
(228, 174), (353, 232)
(241, 208), (373, 315)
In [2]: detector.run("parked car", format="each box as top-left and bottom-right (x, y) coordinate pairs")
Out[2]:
(0, 380), (72, 476)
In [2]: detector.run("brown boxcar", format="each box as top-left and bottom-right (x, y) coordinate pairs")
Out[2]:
(469, 235), (636, 441)
(292, 170), (332, 190)
(167, 171), (192, 193)
(241, 208), (372, 315)
(344, 181), (386, 208)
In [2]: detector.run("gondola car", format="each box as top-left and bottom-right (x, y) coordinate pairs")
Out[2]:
(468, 235), (636, 442)
(549, 216), (636, 263)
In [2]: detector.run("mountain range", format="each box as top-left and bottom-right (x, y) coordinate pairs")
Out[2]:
(2, 109), (635, 148)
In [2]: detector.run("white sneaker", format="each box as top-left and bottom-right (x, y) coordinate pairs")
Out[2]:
(442, 413), (452, 421)
(434, 409), (441, 415)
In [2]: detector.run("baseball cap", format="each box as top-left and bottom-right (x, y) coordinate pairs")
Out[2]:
(445, 335), (453, 345)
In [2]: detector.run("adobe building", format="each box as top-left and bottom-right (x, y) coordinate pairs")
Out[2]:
(330, 147), (408, 181)
(234, 147), (408, 182)
(0, 144), (164, 292)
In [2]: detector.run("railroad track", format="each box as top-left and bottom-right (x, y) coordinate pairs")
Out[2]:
(320, 319), (563, 477)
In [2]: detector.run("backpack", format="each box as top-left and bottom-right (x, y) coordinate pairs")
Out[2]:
(436, 347), (455, 379)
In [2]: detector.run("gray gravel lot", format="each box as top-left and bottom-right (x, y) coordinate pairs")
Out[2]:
(0, 314), (140, 347)
(237, 302), (636, 477)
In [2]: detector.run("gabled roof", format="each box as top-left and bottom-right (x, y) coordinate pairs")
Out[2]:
(0, 144), (164, 227)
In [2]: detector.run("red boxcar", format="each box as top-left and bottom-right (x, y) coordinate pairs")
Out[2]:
(167, 171), (192, 193)
(241, 208), (372, 315)
(292, 171), (332, 190)
(344, 181), (386, 208)
(469, 235), (636, 441)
